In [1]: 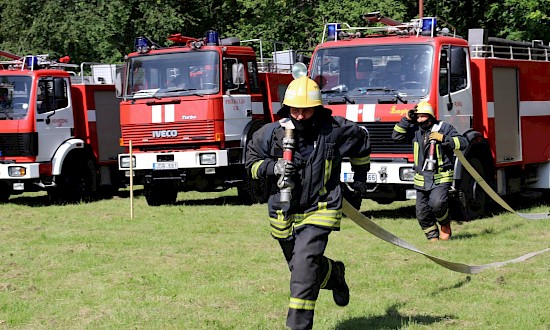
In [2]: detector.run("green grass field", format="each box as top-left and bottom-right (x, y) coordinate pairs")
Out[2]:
(1, 189), (549, 329)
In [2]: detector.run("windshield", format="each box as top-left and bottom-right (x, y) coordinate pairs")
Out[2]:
(125, 51), (220, 98)
(0, 76), (32, 120)
(310, 44), (433, 103)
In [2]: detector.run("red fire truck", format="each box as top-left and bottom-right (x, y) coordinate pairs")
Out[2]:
(306, 13), (550, 219)
(0, 53), (123, 203)
(116, 31), (293, 206)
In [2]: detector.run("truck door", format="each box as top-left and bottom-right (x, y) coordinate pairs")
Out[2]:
(35, 77), (74, 162)
(493, 67), (522, 164)
(438, 45), (473, 135)
(222, 58), (252, 141)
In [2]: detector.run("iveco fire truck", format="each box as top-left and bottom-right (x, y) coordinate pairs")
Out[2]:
(0, 52), (122, 203)
(307, 13), (550, 219)
(116, 31), (293, 206)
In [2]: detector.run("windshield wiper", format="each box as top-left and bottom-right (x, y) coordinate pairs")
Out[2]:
(321, 89), (355, 105)
(163, 88), (204, 97)
(0, 110), (13, 120)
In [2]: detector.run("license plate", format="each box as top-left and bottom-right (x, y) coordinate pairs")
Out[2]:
(367, 173), (377, 183)
(344, 172), (377, 183)
(153, 162), (178, 170)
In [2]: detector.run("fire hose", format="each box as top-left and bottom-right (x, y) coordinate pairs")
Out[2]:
(342, 199), (549, 274)
(453, 150), (550, 220)
(341, 148), (550, 274)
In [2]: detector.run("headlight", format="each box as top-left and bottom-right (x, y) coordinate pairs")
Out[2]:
(8, 166), (26, 177)
(199, 153), (216, 165)
(399, 167), (415, 181)
(120, 156), (136, 168)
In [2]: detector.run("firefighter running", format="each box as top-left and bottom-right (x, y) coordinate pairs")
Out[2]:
(245, 76), (371, 330)
(392, 101), (468, 241)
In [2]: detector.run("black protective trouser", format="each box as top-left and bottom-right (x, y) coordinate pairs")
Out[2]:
(278, 225), (340, 330)
(416, 183), (451, 239)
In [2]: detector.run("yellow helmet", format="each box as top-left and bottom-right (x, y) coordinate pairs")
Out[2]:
(415, 101), (435, 117)
(283, 76), (322, 108)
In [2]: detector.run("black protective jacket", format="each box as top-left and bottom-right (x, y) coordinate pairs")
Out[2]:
(245, 107), (371, 239)
(392, 117), (468, 191)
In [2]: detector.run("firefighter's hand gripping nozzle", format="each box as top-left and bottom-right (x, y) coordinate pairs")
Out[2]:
(278, 128), (295, 203)
(424, 139), (437, 171)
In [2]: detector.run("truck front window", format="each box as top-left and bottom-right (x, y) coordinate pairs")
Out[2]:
(0, 76), (32, 120)
(310, 44), (434, 102)
(125, 51), (220, 98)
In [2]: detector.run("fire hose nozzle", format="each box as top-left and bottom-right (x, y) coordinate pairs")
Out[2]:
(424, 139), (437, 172)
(279, 127), (295, 203)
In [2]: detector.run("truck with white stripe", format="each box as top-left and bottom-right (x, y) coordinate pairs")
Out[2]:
(116, 31), (293, 205)
(0, 53), (122, 203)
(308, 13), (550, 219)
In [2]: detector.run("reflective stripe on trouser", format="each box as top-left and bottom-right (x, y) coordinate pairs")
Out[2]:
(278, 225), (336, 330)
(270, 207), (342, 239)
(416, 183), (451, 239)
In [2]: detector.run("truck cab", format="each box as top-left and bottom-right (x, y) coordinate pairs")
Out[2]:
(117, 32), (292, 205)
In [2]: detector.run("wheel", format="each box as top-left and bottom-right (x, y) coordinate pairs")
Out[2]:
(456, 157), (487, 220)
(144, 182), (178, 206)
(372, 198), (393, 205)
(0, 182), (11, 203)
(49, 154), (97, 204)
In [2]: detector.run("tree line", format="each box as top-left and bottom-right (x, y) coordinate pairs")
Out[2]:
(0, 0), (548, 64)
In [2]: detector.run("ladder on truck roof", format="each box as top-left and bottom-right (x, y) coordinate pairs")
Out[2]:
(469, 29), (550, 61)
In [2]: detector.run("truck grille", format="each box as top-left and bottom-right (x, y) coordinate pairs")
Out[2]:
(360, 122), (413, 154)
(0, 133), (38, 157)
(121, 121), (216, 147)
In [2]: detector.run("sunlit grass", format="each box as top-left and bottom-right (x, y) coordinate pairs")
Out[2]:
(0, 189), (548, 329)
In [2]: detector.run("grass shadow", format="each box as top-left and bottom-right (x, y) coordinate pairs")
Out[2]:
(362, 204), (417, 220)
(8, 187), (144, 207)
(430, 276), (472, 296)
(451, 222), (524, 240)
(174, 195), (248, 206)
(335, 303), (454, 329)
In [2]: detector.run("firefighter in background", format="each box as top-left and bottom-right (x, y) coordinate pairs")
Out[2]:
(245, 76), (371, 330)
(392, 101), (468, 241)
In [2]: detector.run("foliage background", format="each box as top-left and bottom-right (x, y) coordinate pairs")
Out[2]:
(0, 0), (549, 63)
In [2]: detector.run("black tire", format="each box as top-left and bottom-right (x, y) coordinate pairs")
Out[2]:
(457, 157), (487, 220)
(0, 182), (11, 203)
(49, 154), (97, 204)
(144, 182), (178, 206)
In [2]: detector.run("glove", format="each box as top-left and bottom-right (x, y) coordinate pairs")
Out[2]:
(351, 180), (368, 195)
(406, 106), (417, 122)
(273, 159), (297, 177)
(429, 131), (445, 142)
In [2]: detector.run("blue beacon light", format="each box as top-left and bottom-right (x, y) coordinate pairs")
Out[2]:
(25, 56), (38, 70)
(421, 18), (437, 33)
(135, 37), (150, 54)
(327, 24), (341, 41)
(205, 30), (219, 46)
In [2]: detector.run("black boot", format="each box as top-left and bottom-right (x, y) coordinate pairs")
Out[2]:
(332, 261), (349, 306)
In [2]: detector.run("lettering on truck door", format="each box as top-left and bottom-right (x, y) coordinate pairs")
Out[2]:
(223, 95), (253, 141)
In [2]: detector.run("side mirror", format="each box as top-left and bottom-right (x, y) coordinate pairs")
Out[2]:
(115, 65), (125, 98)
(232, 63), (245, 85)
